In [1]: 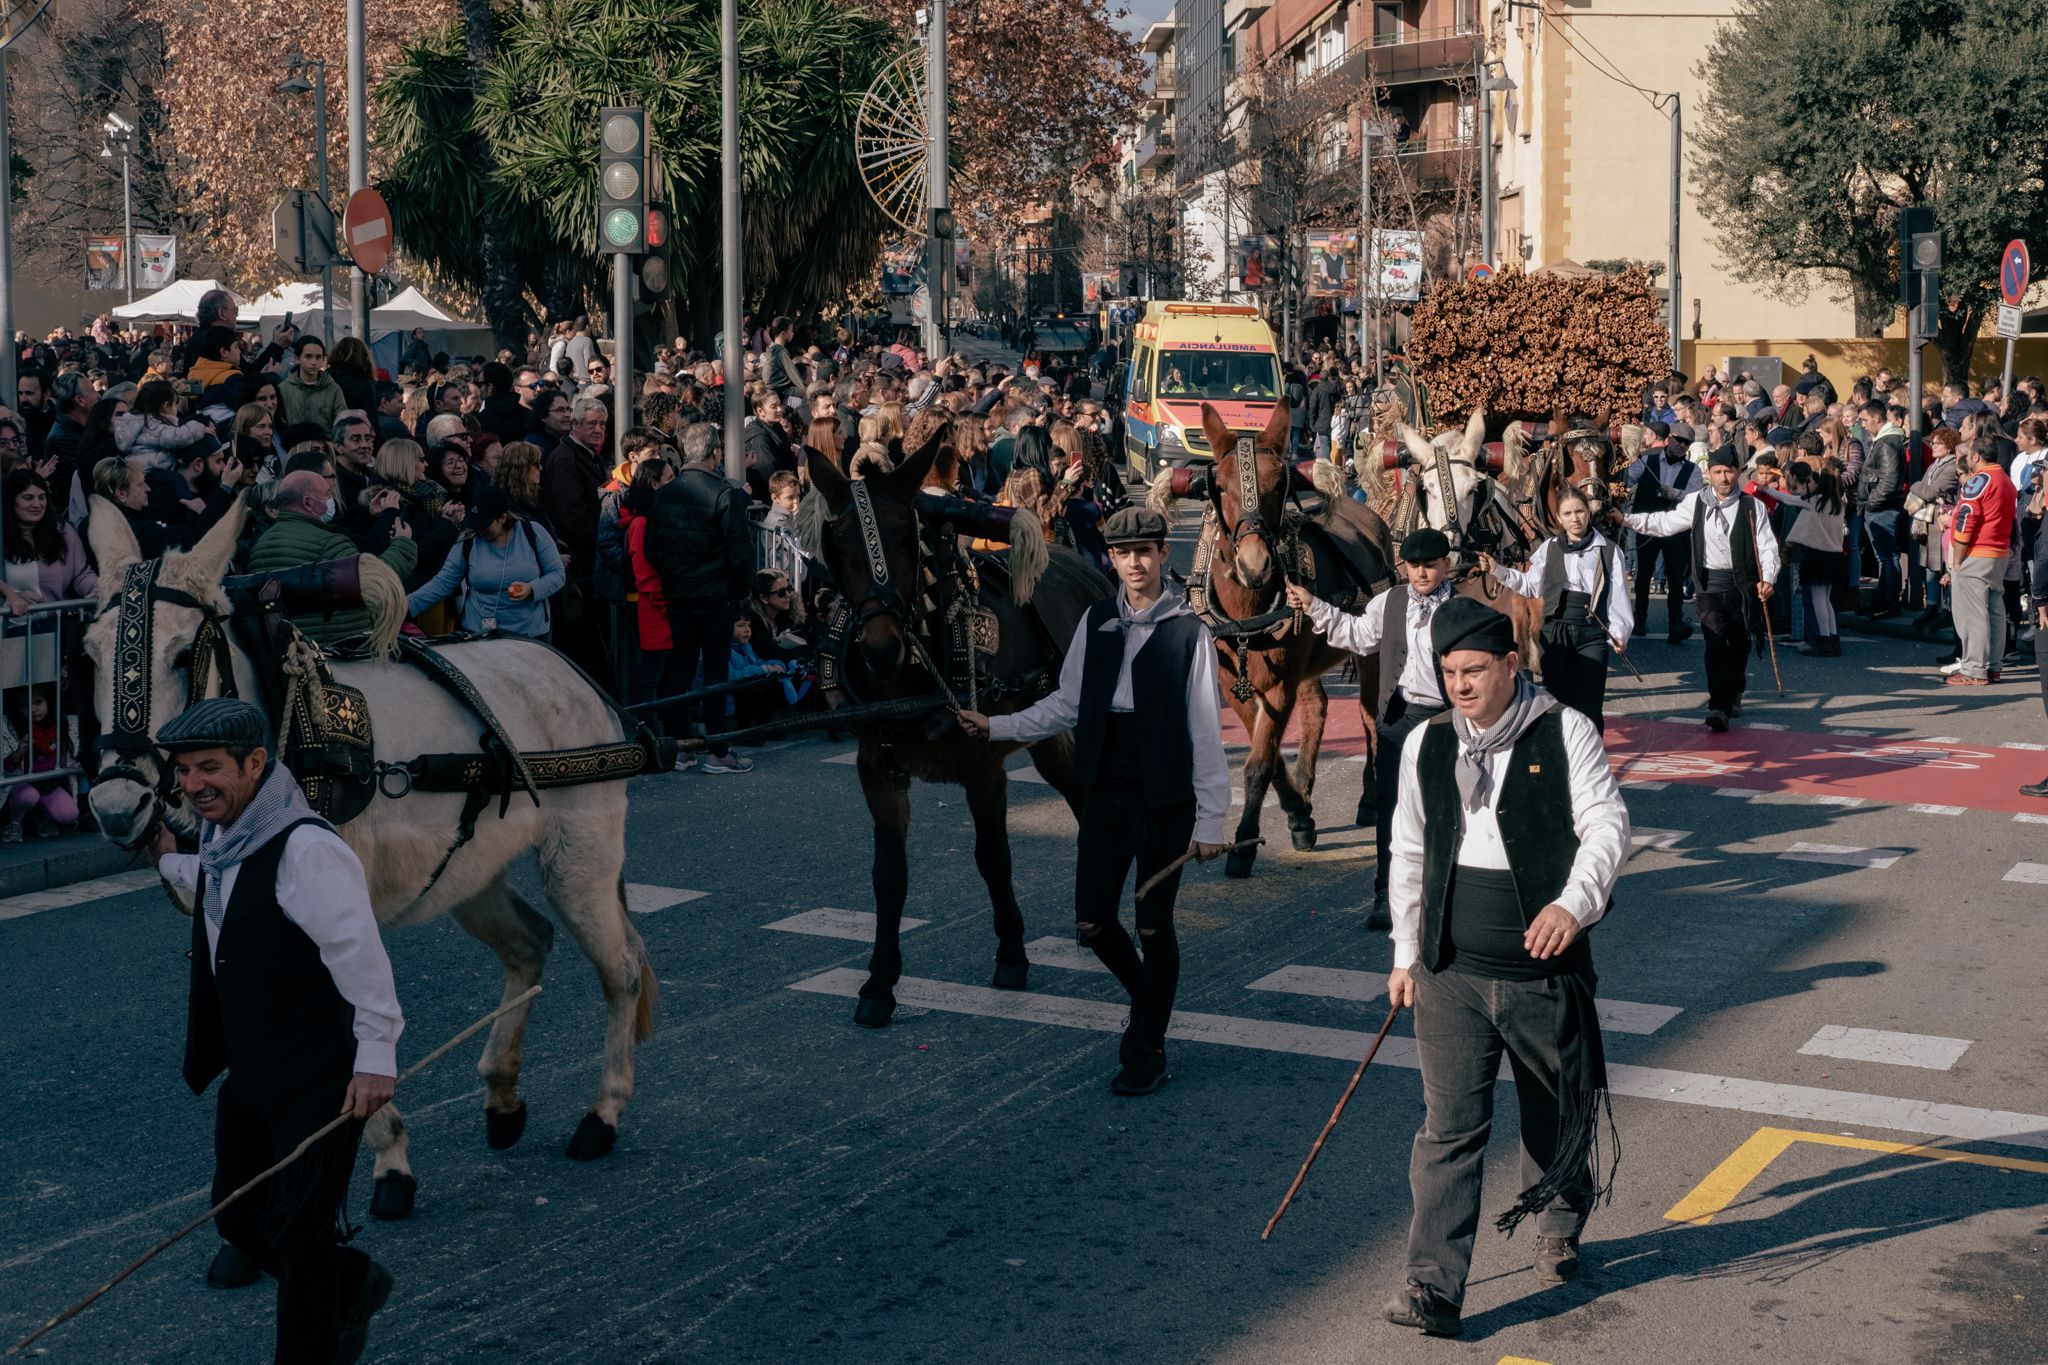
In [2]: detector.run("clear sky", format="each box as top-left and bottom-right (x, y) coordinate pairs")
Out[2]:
(1118, 0), (1176, 37)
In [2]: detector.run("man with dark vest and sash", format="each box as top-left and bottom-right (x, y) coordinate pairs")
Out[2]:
(1284, 526), (1456, 930)
(1476, 487), (1634, 730)
(1382, 598), (1630, 1340)
(958, 505), (1229, 1096)
(1620, 445), (1779, 732)
(145, 697), (403, 1364)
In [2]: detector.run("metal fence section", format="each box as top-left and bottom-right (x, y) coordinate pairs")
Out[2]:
(0, 596), (96, 807)
(750, 511), (810, 606)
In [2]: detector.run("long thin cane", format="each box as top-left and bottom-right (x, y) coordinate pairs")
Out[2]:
(1134, 837), (1265, 900)
(9, 984), (544, 1358)
(1758, 585), (1785, 695)
(1261, 1002), (1401, 1241)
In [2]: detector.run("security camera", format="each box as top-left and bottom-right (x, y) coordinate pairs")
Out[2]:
(103, 113), (135, 137)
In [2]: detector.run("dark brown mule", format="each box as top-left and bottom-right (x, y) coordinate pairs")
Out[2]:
(803, 430), (1112, 1028)
(1159, 401), (1387, 878)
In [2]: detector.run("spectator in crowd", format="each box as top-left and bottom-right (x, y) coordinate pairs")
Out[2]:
(1859, 401), (1909, 618)
(1909, 426), (1963, 632)
(331, 413), (380, 518)
(95, 455), (189, 557)
(594, 428), (665, 611)
(476, 361), (530, 447)
(744, 390), (797, 502)
(246, 470), (416, 645)
(1944, 435), (2016, 685)
(373, 381), (409, 449)
(725, 616), (791, 733)
(527, 386), (571, 451)
(0, 469), (97, 613)
(16, 370), (54, 462)
(372, 438), (461, 596)
(116, 380), (215, 472)
(620, 459), (687, 757)
(406, 484), (565, 640)
(76, 386), (127, 473)
(1772, 458), (1848, 658)
(497, 440), (550, 533)
(328, 337), (378, 419)
(3, 684), (77, 841)
(647, 423), (753, 775)
(44, 371), (96, 512)
(278, 336), (345, 433)
(541, 395), (612, 682)
(400, 327), (433, 376)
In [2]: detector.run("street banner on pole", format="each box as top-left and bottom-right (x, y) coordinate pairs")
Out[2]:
(1370, 228), (1424, 303)
(134, 235), (176, 290)
(881, 238), (923, 295)
(1306, 231), (1357, 297)
(952, 239), (971, 291)
(84, 235), (124, 290)
(1237, 235), (1277, 290)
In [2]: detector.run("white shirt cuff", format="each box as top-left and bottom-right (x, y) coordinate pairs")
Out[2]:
(354, 1039), (397, 1080)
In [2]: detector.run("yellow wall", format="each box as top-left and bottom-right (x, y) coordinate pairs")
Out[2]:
(1684, 337), (2048, 400)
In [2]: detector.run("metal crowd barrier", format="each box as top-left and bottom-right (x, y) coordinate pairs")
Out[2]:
(0, 596), (96, 803)
(750, 512), (809, 604)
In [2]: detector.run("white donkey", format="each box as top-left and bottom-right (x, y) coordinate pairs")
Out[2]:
(81, 496), (657, 1218)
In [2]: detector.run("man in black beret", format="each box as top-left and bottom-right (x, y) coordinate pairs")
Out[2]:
(1381, 596), (1631, 1339)
(958, 504), (1229, 1095)
(1286, 525), (1466, 928)
(145, 697), (402, 1363)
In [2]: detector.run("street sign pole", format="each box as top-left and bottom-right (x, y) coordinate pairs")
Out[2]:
(2000, 240), (2030, 422)
(1907, 275), (1923, 442)
(346, 0), (369, 340)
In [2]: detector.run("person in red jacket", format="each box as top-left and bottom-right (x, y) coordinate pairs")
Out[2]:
(1945, 435), (2017, 685)
(621, 458), (694, 768)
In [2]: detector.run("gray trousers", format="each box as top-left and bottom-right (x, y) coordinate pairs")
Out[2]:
(1952, 554), (2008, 680)
(1405, 966), (1593, 1307)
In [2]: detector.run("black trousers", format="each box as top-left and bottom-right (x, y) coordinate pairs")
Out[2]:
(1539, 614), (1610, 731)
(1073, 780), (1195, 1051)
(667, 600), (738, 756)
(1633, 533), (1691, 634)
(1694, 574), (1751, 713)
(1374, 697), (1448, 897)
(214, 1080), (372, 1364)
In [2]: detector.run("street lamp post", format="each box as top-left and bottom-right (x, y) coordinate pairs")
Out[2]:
(280, 53), (334, 346)
(1478, 68), (1515, 270)
(1357, 112), (1382, 376)
(101, 118), (134, 304)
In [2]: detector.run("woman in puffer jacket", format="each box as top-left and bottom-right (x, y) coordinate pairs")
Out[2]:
(114, 379), (217, 471)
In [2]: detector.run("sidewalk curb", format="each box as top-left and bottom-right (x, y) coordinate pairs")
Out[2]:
(0, 837), (140, 902)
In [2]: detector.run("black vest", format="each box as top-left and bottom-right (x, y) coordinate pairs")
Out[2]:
(1692, 492), (1761, 589)
(1072, 597), (1201, 809)
(1538, 536), (1618, 621)
(1413, 711), (1585, 973)
(1377, 586), (1446, 717)
(183, 817), (359, 1114)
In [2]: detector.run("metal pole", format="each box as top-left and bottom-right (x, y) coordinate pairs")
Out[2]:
(719, 0), (744, 483)
(1479, 72), (1495, 269)
(121, 152), (133, 305)
(613, 256), (632, 441)
(312, 62), (333, 347)
(347, 0), (369, 340)
(1907, 274), (1924, 442)
(0, 35), (15, 415)
(1358, 115), (1372, 368)
(1667, 94), (1682, 373)
(925, 0), (950, 362)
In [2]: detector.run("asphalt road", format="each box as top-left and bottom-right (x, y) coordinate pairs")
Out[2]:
(7, 406), (2048, 1363)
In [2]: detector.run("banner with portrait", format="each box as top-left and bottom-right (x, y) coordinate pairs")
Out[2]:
(84, 235), (124, 291)
(135, 235), (177, 290)
(1306, 231), (1356, 297)
(1236, 235), (1277, 290)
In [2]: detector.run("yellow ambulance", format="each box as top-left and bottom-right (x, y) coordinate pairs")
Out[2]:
(1121, 301), (1283, 479)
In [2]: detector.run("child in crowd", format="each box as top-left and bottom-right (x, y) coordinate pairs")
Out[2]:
(3, 686), (78, 841)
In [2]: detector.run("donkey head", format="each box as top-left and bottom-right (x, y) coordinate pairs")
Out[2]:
(1399, 408), (1491, 553)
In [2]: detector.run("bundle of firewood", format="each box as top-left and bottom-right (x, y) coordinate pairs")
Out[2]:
(1407, 267), (1669, 426)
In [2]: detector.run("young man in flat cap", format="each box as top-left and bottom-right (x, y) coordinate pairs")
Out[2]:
(1284, 526), (1459, 928)
(959, 505), (1230, 1095)
(1620, 445), (1779, 731)
(1382, 596), (1631, 1340)
(145, 697), (403, 1364)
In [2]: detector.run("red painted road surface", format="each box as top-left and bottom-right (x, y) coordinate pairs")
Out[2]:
(1220, 704), (2048, 815)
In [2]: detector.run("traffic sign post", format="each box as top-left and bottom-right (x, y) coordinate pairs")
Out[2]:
(272, 189), (339, 275)
(343, 188), (393, 275)
(2001, 239), (2030, 410)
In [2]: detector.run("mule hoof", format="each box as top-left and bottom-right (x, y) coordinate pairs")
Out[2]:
(853, 994), (897, 1028)
(1224, 851), (1257, 878)
(369, 1171), (417, 1221)
(485, 1101), (529, 1151)
(991, 961), (1030, 992)
(206, 1242), (263, 1290)
(566, 1113), (618, 1162)
(1289, 825), (1318, 852)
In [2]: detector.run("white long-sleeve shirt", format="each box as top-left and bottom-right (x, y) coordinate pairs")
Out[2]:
(1490, 534), (1635, 648)
(1303, 585), (1448, 707)
(989, 589), (1232, 845)
(1387, 706), (1630, 971)
(1623, 488), (1782, 584)
(161, 826), (404, 1079)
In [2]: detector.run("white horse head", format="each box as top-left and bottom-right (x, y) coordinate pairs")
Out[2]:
(1399, 408), (1491, 552)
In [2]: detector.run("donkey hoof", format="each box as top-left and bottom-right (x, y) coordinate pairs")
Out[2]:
(1224, 850), (1257, 878)
(853, 994), (897, 1029)
(205, 1243), (263, 1290)
(991, 961), (1030, 992)
(566, 1112), (618, 1162)
(1289, 824), (1318, 852)
(369, 1172), (417, 1221)
(485, 1102), (529, 1151)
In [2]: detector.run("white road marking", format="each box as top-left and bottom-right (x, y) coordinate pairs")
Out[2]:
(1619, 778), (1670, 790)
(625, 884), (708, 915)
(2014, 813), (2048, 825)
(1778, 842), (1906, 870)
(1831, 728), (1876, 736)
(2002, 862), (2048, 885)
(1799, 1025), (1971, 1072)
(2000, 741), (2048, 751)
(788, 969), (2048, 1148)
(1243, 964), (1682, 1035)
(1007, 765), (1050, 785)
(1022, 935), (1107, 973)
(1631, 827), (1689, 849)
(1713, 787), (1759, 800)
(822, 750), (861, 765)
(1801, 794), (1865, 807)
(764, 907), (927, 942)
(1923, 735), (1963, 744)
(1910, 803), (1966, 815)
(1745, 722), (1788, 730)
(0, 869), (162, 922)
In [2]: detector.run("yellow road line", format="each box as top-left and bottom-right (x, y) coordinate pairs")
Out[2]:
(1664, 1125), (2048, 1225)
(1497, 1357), (1554, 1365)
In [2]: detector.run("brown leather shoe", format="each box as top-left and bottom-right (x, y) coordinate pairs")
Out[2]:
(1383, 1280), (1464, 1337)
(1534, 1235), (1580, 1284)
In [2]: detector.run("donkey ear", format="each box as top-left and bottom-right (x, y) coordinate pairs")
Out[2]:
(806, 444), (851, 513)
(1461, 407), (1487, 461)
(1399, 423), (1435, 467)
(87, 494), (142, 591)
(1200, 402), (1234, 457)
(888, 421), (945, 493)
(1260, 398), (1292, 454)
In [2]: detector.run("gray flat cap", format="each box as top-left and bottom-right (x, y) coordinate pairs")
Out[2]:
(155, 698), (269, 753)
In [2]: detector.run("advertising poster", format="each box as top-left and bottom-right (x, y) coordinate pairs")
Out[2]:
(881, 239), (924, 295)
(85, 235), (124, 291)
(1306, 231), (1356, 296)
(1371, 228), (1424, 303)
(1237, 235), (1277, 290)
(135, 235), (177, 290)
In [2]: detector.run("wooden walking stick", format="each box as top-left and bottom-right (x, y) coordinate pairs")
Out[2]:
(1134, 837), (1265, 900)
(1261, 1002), (1401, 1241)
(1758, 585), (1785, 695)
(9, 984), (544, 1358)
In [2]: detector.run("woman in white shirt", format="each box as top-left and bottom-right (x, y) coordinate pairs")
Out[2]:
(1476, 489), (1633, 730)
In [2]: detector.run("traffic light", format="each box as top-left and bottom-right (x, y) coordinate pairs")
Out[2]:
(638, 204), (671, 303)
(1912, 230), (1943, 336)
(598, 106), (647, 254)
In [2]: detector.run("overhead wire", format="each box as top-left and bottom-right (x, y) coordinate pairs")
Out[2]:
(1534, 7), (1671, 114)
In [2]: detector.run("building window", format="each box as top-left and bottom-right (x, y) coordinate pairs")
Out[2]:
(1374, 2), (1403, 42)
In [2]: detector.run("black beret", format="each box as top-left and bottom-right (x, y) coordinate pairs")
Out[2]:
(1706, 444), (1741, 469)
(1399, 527), (1452, 563)
(1103, 505), (1169, 547)
(1430, 596), (1517, 658)
(154, 698), (269, 754)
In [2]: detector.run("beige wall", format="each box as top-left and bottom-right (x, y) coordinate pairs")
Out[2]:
(1493, 1), (1858, 346)
(1686, 336), (2048, 400)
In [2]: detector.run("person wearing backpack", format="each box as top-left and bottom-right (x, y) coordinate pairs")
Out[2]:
(405, 484), (565, 640)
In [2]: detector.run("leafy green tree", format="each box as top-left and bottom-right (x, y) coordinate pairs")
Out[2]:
(375, 0), (898, 346)
(1694, 0), (2048, 384)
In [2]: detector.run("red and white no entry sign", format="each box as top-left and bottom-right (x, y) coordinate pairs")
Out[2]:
(2001, 239), (2030, 307)
(343, 189), (394, 275)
